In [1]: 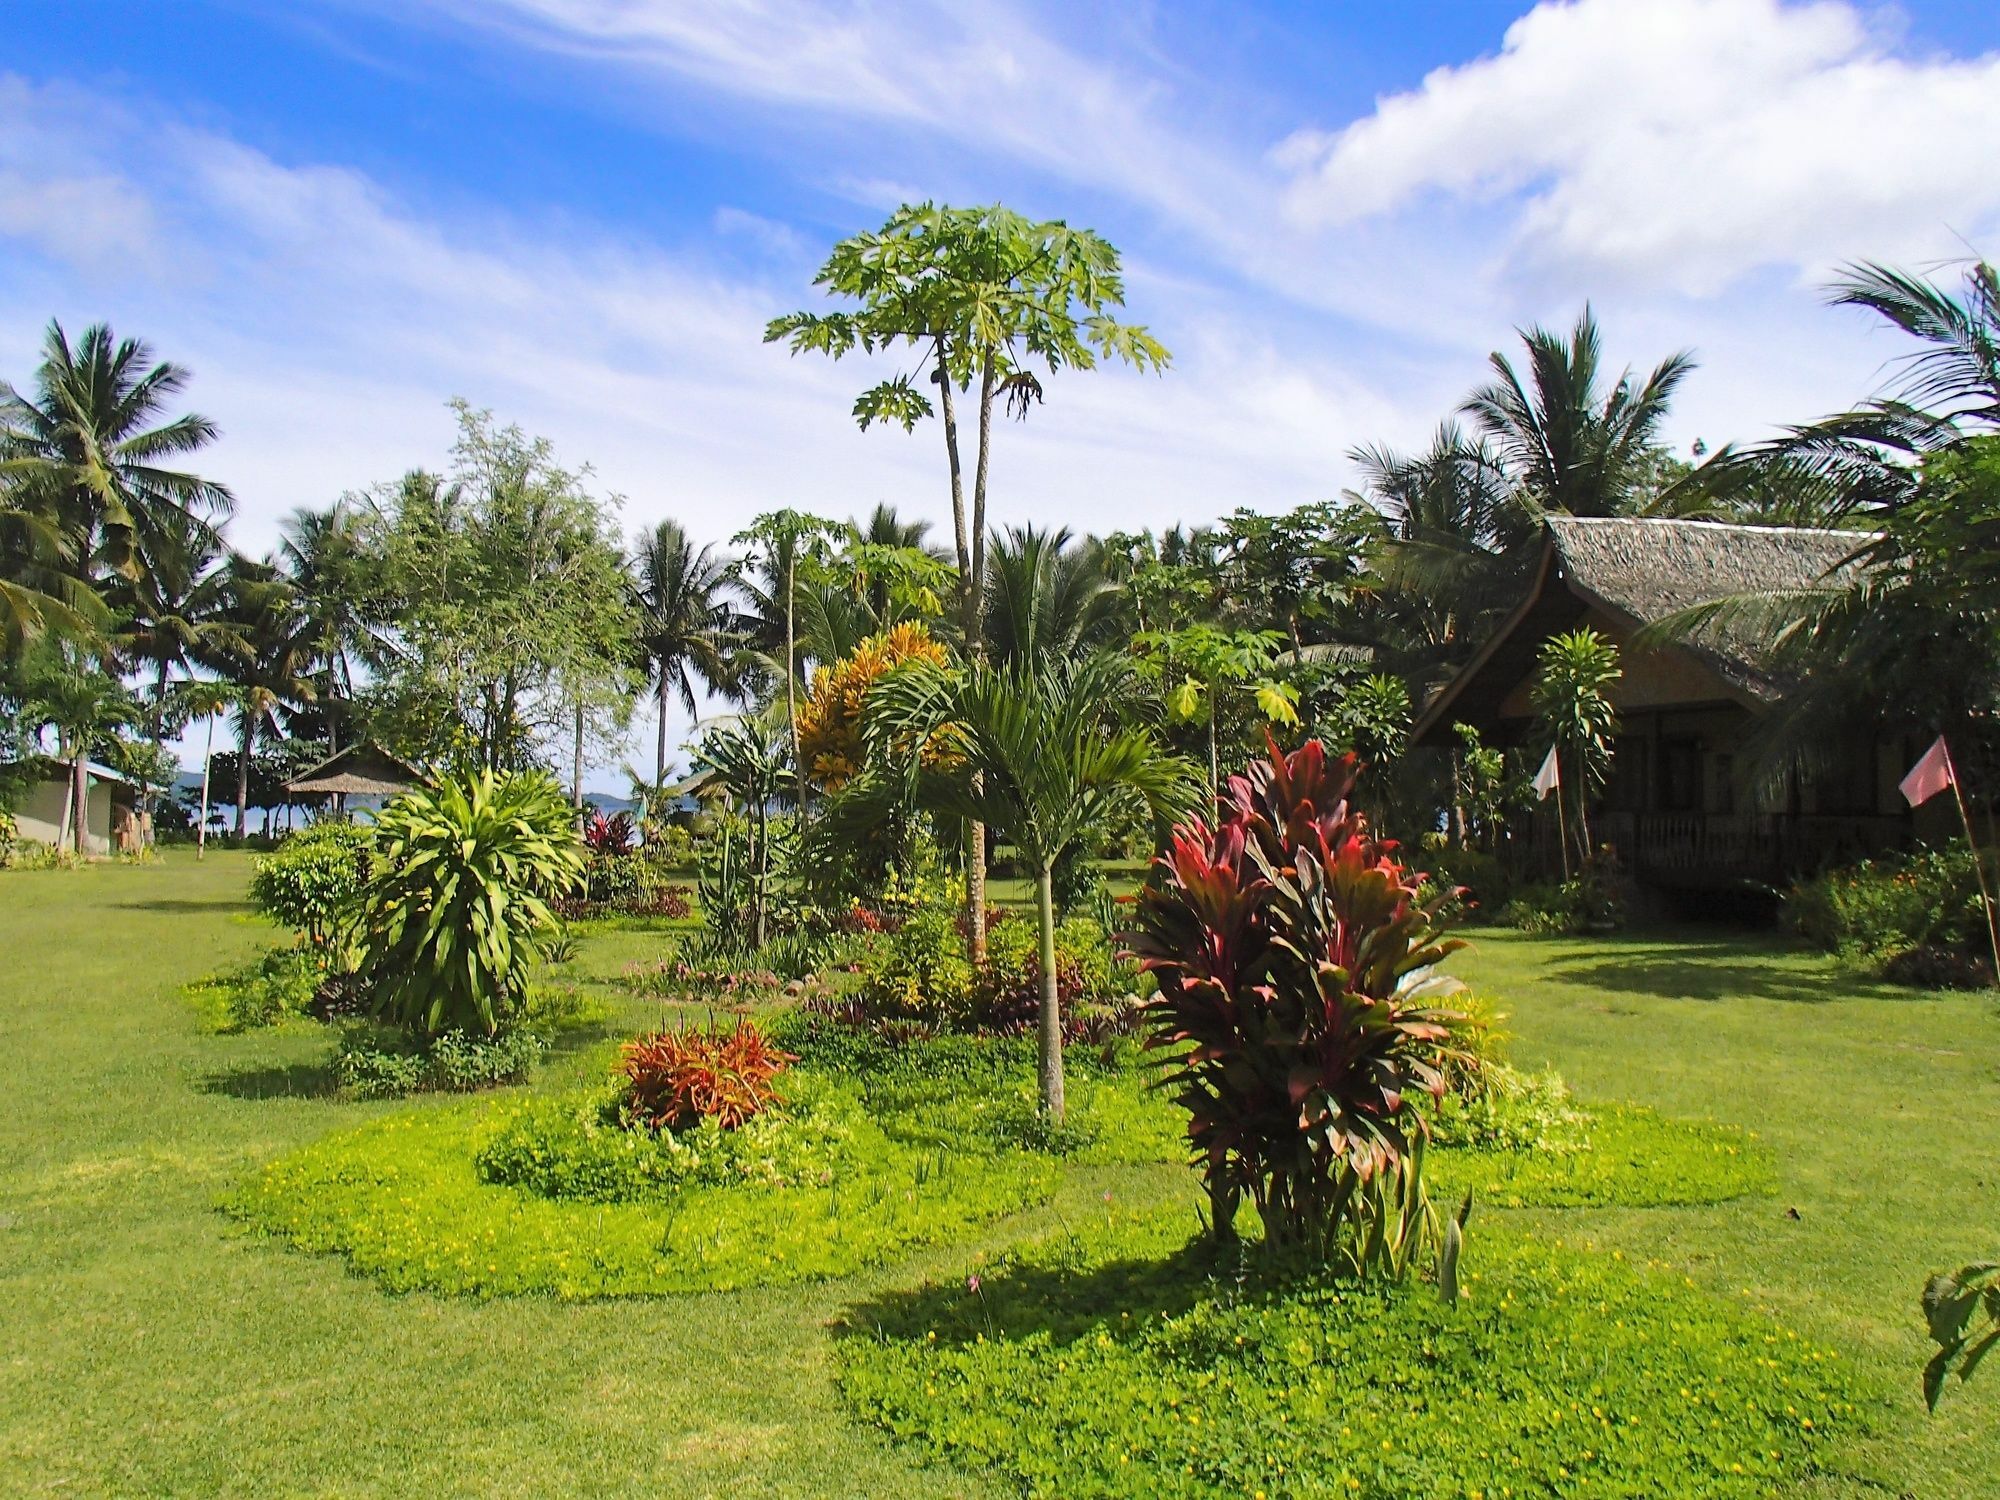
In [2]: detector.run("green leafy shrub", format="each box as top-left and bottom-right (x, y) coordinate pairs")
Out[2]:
(345, 770), (584, 1037)
(1132, 736), (1468, 1275)
(0, 810), (17, 868)
(839, 1209), (1863, 1500)
(249, 821), (373, 944)
(857, 887), (976, 1023)
(185, 946), (326, 1033)
(225, 1087), (1059, 1297)
(970, 912), (1127, 1031)
(332, 1025), (547, 1099)
(1428, 1059), (1591, 1154)
(1787, 842), (1990, 986)
(477, 1078), (849, 1200)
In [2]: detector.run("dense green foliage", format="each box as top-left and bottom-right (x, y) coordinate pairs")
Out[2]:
(183, 945), (324, 1032)
(1786, 842), (1991, 986)
(841, 1211), (1861, 1500)
(248, 820), (372, 943)
(346, 770), (583, 1036)
(331, 1025), (548, 1099)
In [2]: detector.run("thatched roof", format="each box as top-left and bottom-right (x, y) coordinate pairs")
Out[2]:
(1411, 516), (1873, 746)
(284, 741), (425, 798)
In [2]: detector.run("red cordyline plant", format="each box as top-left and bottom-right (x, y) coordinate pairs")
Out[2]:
(618, 1019), (795, 1132)
(1132, 735), (1472, 1282)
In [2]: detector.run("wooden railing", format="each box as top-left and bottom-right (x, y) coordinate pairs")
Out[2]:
(1596, 812), (1905, 882)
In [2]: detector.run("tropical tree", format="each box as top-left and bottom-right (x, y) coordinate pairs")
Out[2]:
(630, 517), (740, 788)
(1531, 629), (1621, 866)
(768, 202), (1171, 957)
(1134, 624), (1300, 799)
(982, 523), (1119, 669)
(0, 456), (106, 656)
(177, 678), (235, 858)
(353, 406), (635, 772)
(1465, 308), (1694, 520)
(219, 556), (316, 837)
(14, 640), (137, 853)
(692, 717), (796, 948)
(865, 654), (1197, 1122)
(733, 509), (839, 780)
(278, 501), (369, 757)
(0, 320), (231, 595)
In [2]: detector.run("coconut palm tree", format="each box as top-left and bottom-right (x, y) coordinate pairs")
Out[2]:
(279, 501), (370, 757)
(0, 456), (106, 656)
(630, 518), (740, 789)
(1464, 308), (1694, 520)
(0, 320), (231, 590)
(982, 523), (1120, 669)
(865, 654), (1198, 1122)
(218, 556), (316, 837)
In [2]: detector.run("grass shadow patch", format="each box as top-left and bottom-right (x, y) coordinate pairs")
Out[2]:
(196, 1058), (343, 1100)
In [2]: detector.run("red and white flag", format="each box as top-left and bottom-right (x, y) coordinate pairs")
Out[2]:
(1900, 735), (1956, 809)
(1533, 744), (1561, 801)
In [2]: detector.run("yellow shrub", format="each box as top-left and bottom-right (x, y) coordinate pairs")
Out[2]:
(798, 623), (954, 790)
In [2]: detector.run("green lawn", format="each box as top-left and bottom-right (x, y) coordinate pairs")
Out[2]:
(0, 853), (1994, 1496)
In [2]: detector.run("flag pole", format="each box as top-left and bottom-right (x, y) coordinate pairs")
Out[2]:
(1944, 741), (2000, 986)
(1555, 751), (1572, 881)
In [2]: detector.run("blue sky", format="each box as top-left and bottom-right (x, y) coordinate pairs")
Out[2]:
(8, 0), (2000, 776)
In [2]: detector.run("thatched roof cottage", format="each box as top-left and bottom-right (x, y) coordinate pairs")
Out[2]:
(1411, 516), (1919, 887)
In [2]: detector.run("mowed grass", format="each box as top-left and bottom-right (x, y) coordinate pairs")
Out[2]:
(0, 857), (1995, 1496)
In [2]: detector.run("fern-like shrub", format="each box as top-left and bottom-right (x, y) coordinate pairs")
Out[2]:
(1132, 735), (1469, 1278)
(345, 770), (584, 1037)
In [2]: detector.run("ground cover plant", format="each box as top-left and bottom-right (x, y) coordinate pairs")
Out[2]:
(9, 852), (1999, 1497)
(839, 1206), (1865, 1500)
(224, 1071), (1061, 1297)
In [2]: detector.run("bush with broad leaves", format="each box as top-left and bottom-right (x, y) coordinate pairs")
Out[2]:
(1131, 735), (1471, 1282)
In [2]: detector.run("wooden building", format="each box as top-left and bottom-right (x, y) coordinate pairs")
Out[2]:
(282, 741), (425, 814)
(1410, 516), (1921, 888)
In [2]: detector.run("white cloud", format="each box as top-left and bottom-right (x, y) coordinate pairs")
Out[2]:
(1279, 0), (2000, 295)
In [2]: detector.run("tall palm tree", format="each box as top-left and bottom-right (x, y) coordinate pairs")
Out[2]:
(630, 518), (739, 788)
(1464, 308), (1694, 519)
(219, 556), (316, 837)
(279, 501), (369, 757)
(106, 506), (243, 832)
(982, 523), (1120, 669)
(0, 456), (105, 656)
(866, 654), (1197, 1122)
(0, 320), (231, 591)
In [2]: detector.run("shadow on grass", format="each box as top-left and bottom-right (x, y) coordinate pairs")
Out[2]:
(196, 1060), (342, 1100)
(114, 896), (252, 914)
(838, 1237), (1247, 1352)
(1531, 936), (1914, 1005)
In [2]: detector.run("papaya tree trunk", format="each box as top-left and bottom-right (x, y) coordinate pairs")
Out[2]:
(1036, 861), (1065, 1125)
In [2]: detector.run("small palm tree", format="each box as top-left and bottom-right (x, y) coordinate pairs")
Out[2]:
(1531, 629), (1621, 867)
(867, 654), (1198, 1122)
(631, 519), (740, 788)
(279, 502), (370, 756)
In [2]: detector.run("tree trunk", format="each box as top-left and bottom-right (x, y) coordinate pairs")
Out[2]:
(1035, 862), (1065, 1125)
(655, 672), (671, 788)
(234, 714), (252, 839)
(784, 551), (800, 784)
(55, 731), (75, 851)
(149, 659), (170, 845)
(72, 750), (88, 856)
(1208, 708), (1220, 805)
(754, 802), (769, 949)
(572, 701), (586, 823)
(197, 716), (214, 860)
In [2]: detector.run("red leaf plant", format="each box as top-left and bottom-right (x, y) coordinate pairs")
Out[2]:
(1131, 735), (1470, 1276)
(618, 1019), (795, 1133)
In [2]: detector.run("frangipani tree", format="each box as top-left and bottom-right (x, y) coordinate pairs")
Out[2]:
(866, 654), (1198, 1122)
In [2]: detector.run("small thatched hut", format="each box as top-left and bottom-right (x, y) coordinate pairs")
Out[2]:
(1411, 516), (1922, 887)
(283, 742), (425, 811)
